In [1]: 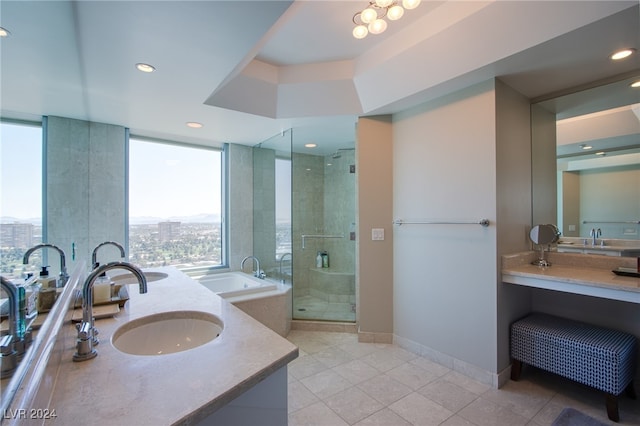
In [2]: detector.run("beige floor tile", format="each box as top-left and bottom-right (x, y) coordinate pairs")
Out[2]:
(288, 379), (320, 413)
(311, 345), (355, 368)
(285, 330), (616, 426)
(289, 401), (350, 426)
(388, 391), (454, 425)
(332, 359), (382, 385)
(324, 386), (385, 424)
(361, 349), (409, 372)
(439, 414), (479, 426)
(443, 370), (492, 395)
(457, 397), (529, 426)
(300, 369), (353, 400)
(386, 361), (440, 390)
(418, 377), (479, 413)
(338, 341), (381, 358)
(289, 354), (330, 380)
(357, 374), (413, 406)
(408, 355), (452, 377)
(353, 408), (412, 426)
(482, 378), (555, 419)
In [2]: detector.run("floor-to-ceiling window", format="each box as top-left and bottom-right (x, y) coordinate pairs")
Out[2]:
(128, 138), (225, 270)
(0, 121), (43, 280)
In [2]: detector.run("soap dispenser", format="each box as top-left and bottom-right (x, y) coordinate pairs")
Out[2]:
(93, 265), (113, 305)
(37, 266), (57, 288)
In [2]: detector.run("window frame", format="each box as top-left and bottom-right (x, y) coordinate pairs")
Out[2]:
(126, 133), (228, 272)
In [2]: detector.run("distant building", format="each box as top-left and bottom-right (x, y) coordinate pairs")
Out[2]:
(158, 221), (181, 242)
(1, 222), (34, 248)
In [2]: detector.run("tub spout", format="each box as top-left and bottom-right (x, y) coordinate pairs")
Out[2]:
(241, 256), (265, 279)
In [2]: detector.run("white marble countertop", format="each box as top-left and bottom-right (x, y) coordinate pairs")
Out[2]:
(502, 251), (640, 303)
(44, 266), (298, 426)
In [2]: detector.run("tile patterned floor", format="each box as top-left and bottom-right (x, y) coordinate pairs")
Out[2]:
(286, 330), (640, 426)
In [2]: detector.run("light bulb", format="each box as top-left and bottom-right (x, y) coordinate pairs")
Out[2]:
(610, 48), (635, 60)
(353, 25), (368, 39)
(387, 5), (404, 20)
(368, 18), (388, 35)
(360, 7), (378, 24)
(375, 0), (394, 7)
(402, 0), (421, 10)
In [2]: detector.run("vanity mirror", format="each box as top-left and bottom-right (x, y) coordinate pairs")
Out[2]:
(530, 224), (561, 266)
(532, 72), (640, 251)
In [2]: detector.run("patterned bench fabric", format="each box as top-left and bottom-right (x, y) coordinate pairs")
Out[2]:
(511, 313), (637, 396)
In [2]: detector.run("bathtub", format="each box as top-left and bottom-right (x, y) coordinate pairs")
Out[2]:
(197, 271), (278, 299)
(196, 271), (292, 337)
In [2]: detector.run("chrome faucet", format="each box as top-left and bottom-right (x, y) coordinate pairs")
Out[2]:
(278, 253), (292, 284)
(73, 261), (147, 362)
(91, 241), (125, 269)
(241, 256), (265, 279)
(23, 243), (69, 287)
(1, 277), (19, 378)
(589, 228), (602, 246)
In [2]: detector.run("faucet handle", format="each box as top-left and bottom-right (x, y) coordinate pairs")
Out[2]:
(0, 334), (14, 353)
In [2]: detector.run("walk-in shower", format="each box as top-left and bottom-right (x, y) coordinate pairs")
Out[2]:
(252, 130), (356, 323)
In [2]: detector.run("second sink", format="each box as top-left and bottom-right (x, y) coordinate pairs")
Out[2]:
(111, 311), (223, 356)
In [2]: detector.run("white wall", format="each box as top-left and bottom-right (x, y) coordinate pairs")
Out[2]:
(392, 81), (498, 375)
(391, 80), (533, 383)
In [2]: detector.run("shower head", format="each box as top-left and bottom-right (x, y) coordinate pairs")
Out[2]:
(331, 148), (354, 159)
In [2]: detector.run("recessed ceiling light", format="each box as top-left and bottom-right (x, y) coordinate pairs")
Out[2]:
(610, 48), (635, 61)
(0, 27), (10, 37)
(304, 143), (317, 148)
(580, 144), (593, 150)
(186, 122), (203, 128)
(135, 63), (156, 73)
(631, 80), (640, 88)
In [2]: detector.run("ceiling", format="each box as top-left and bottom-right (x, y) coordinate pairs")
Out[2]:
(1, 1), (639, 156)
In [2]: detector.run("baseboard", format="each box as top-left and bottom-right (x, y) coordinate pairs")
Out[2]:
(357, 329), (393, 344)
(290, 320), (357, 333)
(393, 334), (502, 389)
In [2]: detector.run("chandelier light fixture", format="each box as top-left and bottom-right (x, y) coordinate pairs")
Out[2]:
(352, 0), (421, 39)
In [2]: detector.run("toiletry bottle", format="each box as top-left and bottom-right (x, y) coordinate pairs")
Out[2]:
(16, 281), (27, 340)
(93, 271), (112, 304)
(316, 251), (323, 268)
(37, 265), (57, 288)
(321, 251), (329, 268)
(23, 274), (39, 323)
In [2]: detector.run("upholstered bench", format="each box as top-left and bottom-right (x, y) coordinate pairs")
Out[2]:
(510, 313), (637, 422)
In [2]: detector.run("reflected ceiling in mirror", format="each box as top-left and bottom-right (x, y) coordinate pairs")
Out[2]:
(534, 72), (640, 241)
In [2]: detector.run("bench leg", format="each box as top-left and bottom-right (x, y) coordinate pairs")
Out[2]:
(625, 381), (636, 400)
(606, 393), (620, 422)
(511, 359), (522, 381)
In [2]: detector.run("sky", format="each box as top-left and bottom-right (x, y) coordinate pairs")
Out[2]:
(1, 122), (296, 222)
(1, 122), (43, 219)
(129, 138), (221, 218)
(0, 123), (222, 220)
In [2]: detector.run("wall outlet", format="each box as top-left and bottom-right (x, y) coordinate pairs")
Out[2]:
(568, 224), (576, 232)
(371, 228), (385, 241)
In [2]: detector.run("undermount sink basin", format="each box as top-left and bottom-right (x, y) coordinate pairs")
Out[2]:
(111, 271), (169, 284)
(111, 311), (223, 356)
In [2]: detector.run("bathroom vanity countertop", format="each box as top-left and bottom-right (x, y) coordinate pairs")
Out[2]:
(502, 251), (640, 303)
(44, 267), (298, 426)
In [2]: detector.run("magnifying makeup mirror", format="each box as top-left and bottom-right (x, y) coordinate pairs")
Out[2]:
(530, 224), (561, 266)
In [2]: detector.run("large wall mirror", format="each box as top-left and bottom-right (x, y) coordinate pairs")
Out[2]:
(533, 72), (640, 244)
